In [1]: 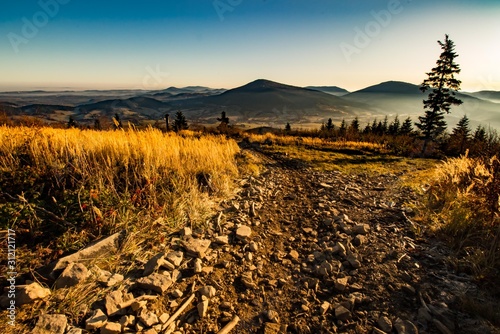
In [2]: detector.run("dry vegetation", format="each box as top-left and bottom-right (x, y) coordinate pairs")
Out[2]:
(420, 153), (500, 279)
(243, 132), (387, 153)
(1, 124), (499, 330)
(0, 126), (240, 275)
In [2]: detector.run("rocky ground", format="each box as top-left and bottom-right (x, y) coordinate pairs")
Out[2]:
(5, 148), (499, 333)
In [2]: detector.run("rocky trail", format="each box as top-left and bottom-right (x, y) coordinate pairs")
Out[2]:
(10, 148), (499, 334)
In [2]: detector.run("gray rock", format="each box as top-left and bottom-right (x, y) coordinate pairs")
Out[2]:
(352, 224), (370, 235)
(199, 285), (217, 298)
(66, 327), (83, 334)
(131, 300), (148, 312)
(86, 309), (108, 331)
(353, 235), (366, 246)
(266, 309), (280, 323)
(236, 225), (252, 241)
(96, 268), (124, 287)
(44, 230), (125, 279)
(249, 201), (256, 217)
(183, 237), (211, 258)
(197, 298), (209, 318)
(335, 277), (349, 291)
(165, 251), (184, 267)
(319, 301), (330, 315)
(143, 253), (165, 276)
(317, 260), (334, 276)
(377, 315), (393, 332)
(214, 235), (229, 245)
(100, 322), (121, 334)
(289, 250), (299, 260)
(139, 310), (159, 327)
(159, 313), (170, 324)
(171, 289), (183, 298)
(194, 258), (203, 273)
(159, 259), (176, 271)
(119, 315), (136, 328)
(335, 305), (352, 321)
(105, 290), (124, 316)
(16, 282), (51, 305)
(136, 273), (173, 293)
(241, 271), (258, 289)
(394, 318), (418, 334)
(181, 227), (192, 237)
(249, 241), (259, 252)
(32, 314), (67, 334)
(54, 262), (89, 289)
(347, 254), (361, 269)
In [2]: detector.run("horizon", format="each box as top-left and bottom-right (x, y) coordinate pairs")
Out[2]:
(0, 78), (496, 94)
(1, 1), (499, 92)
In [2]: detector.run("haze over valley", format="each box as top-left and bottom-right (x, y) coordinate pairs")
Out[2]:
(1, 79), (499, 130)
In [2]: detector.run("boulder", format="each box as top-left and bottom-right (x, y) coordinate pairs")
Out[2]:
(32, 314), (67, 334)
(54, 262), (89, 289)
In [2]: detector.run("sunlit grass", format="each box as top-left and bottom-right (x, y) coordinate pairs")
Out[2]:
(244, 132), (387, 153)
(420, 154), (500, 278)
(0, 125), (240, 271)
(0, 125), (244, 332)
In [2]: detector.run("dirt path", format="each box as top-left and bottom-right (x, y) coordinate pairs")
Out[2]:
(12, 147), (499, 334)
(188, 148), (498, 334)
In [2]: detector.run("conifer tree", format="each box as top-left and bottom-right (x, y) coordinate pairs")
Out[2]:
(173, 111), (188, 132)
(417, 34), (462, 155)
(473, 125), (487, 142)
(400, 117), (414, 136)
(388, 115), (400, 135)
(449, 115), (471, 155)
(349, 117), (360, 133)
(339, 119), (347, 136)
(326, 118), (335, 131)
(285, 122), (291, 133)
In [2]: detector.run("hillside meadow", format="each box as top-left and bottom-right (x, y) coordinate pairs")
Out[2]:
(0, 126), (241, 275)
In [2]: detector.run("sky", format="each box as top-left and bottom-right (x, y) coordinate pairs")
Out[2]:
(0, 0), (499, 92)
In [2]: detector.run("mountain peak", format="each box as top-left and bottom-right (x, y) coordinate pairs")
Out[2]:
(352, 81), (420, 94)
(232, 79), (304, 93)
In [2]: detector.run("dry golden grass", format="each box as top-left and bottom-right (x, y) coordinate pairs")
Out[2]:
(422, 153), (500, 278)
(0, 125), (239, 221)
(243, 132), (387, 153)
(0, 126), (244, 332)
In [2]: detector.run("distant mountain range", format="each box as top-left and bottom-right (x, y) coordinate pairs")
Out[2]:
(1, 79), (499, 130)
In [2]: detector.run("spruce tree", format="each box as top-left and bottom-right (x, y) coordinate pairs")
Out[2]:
(473, 125), (486, 142)
(173, 111), (188, 132)
(349, 117), (360, 133)
(400, 117), (414, 136)
(450, 115), (471, 155)
(388, 115), (400, 135)
(339, 119), (347, 136)
(417, 34), (462, 155)
(326, 118), (335, 131)
(285, 122), (291, 133)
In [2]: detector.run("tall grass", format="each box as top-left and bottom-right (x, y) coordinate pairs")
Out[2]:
(243, 132), (387, 152)
(424, 153), (500, 278)
(0, 126), (240, 272)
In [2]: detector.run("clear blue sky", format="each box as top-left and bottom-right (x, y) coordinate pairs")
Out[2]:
(1, 0), (499, 91)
